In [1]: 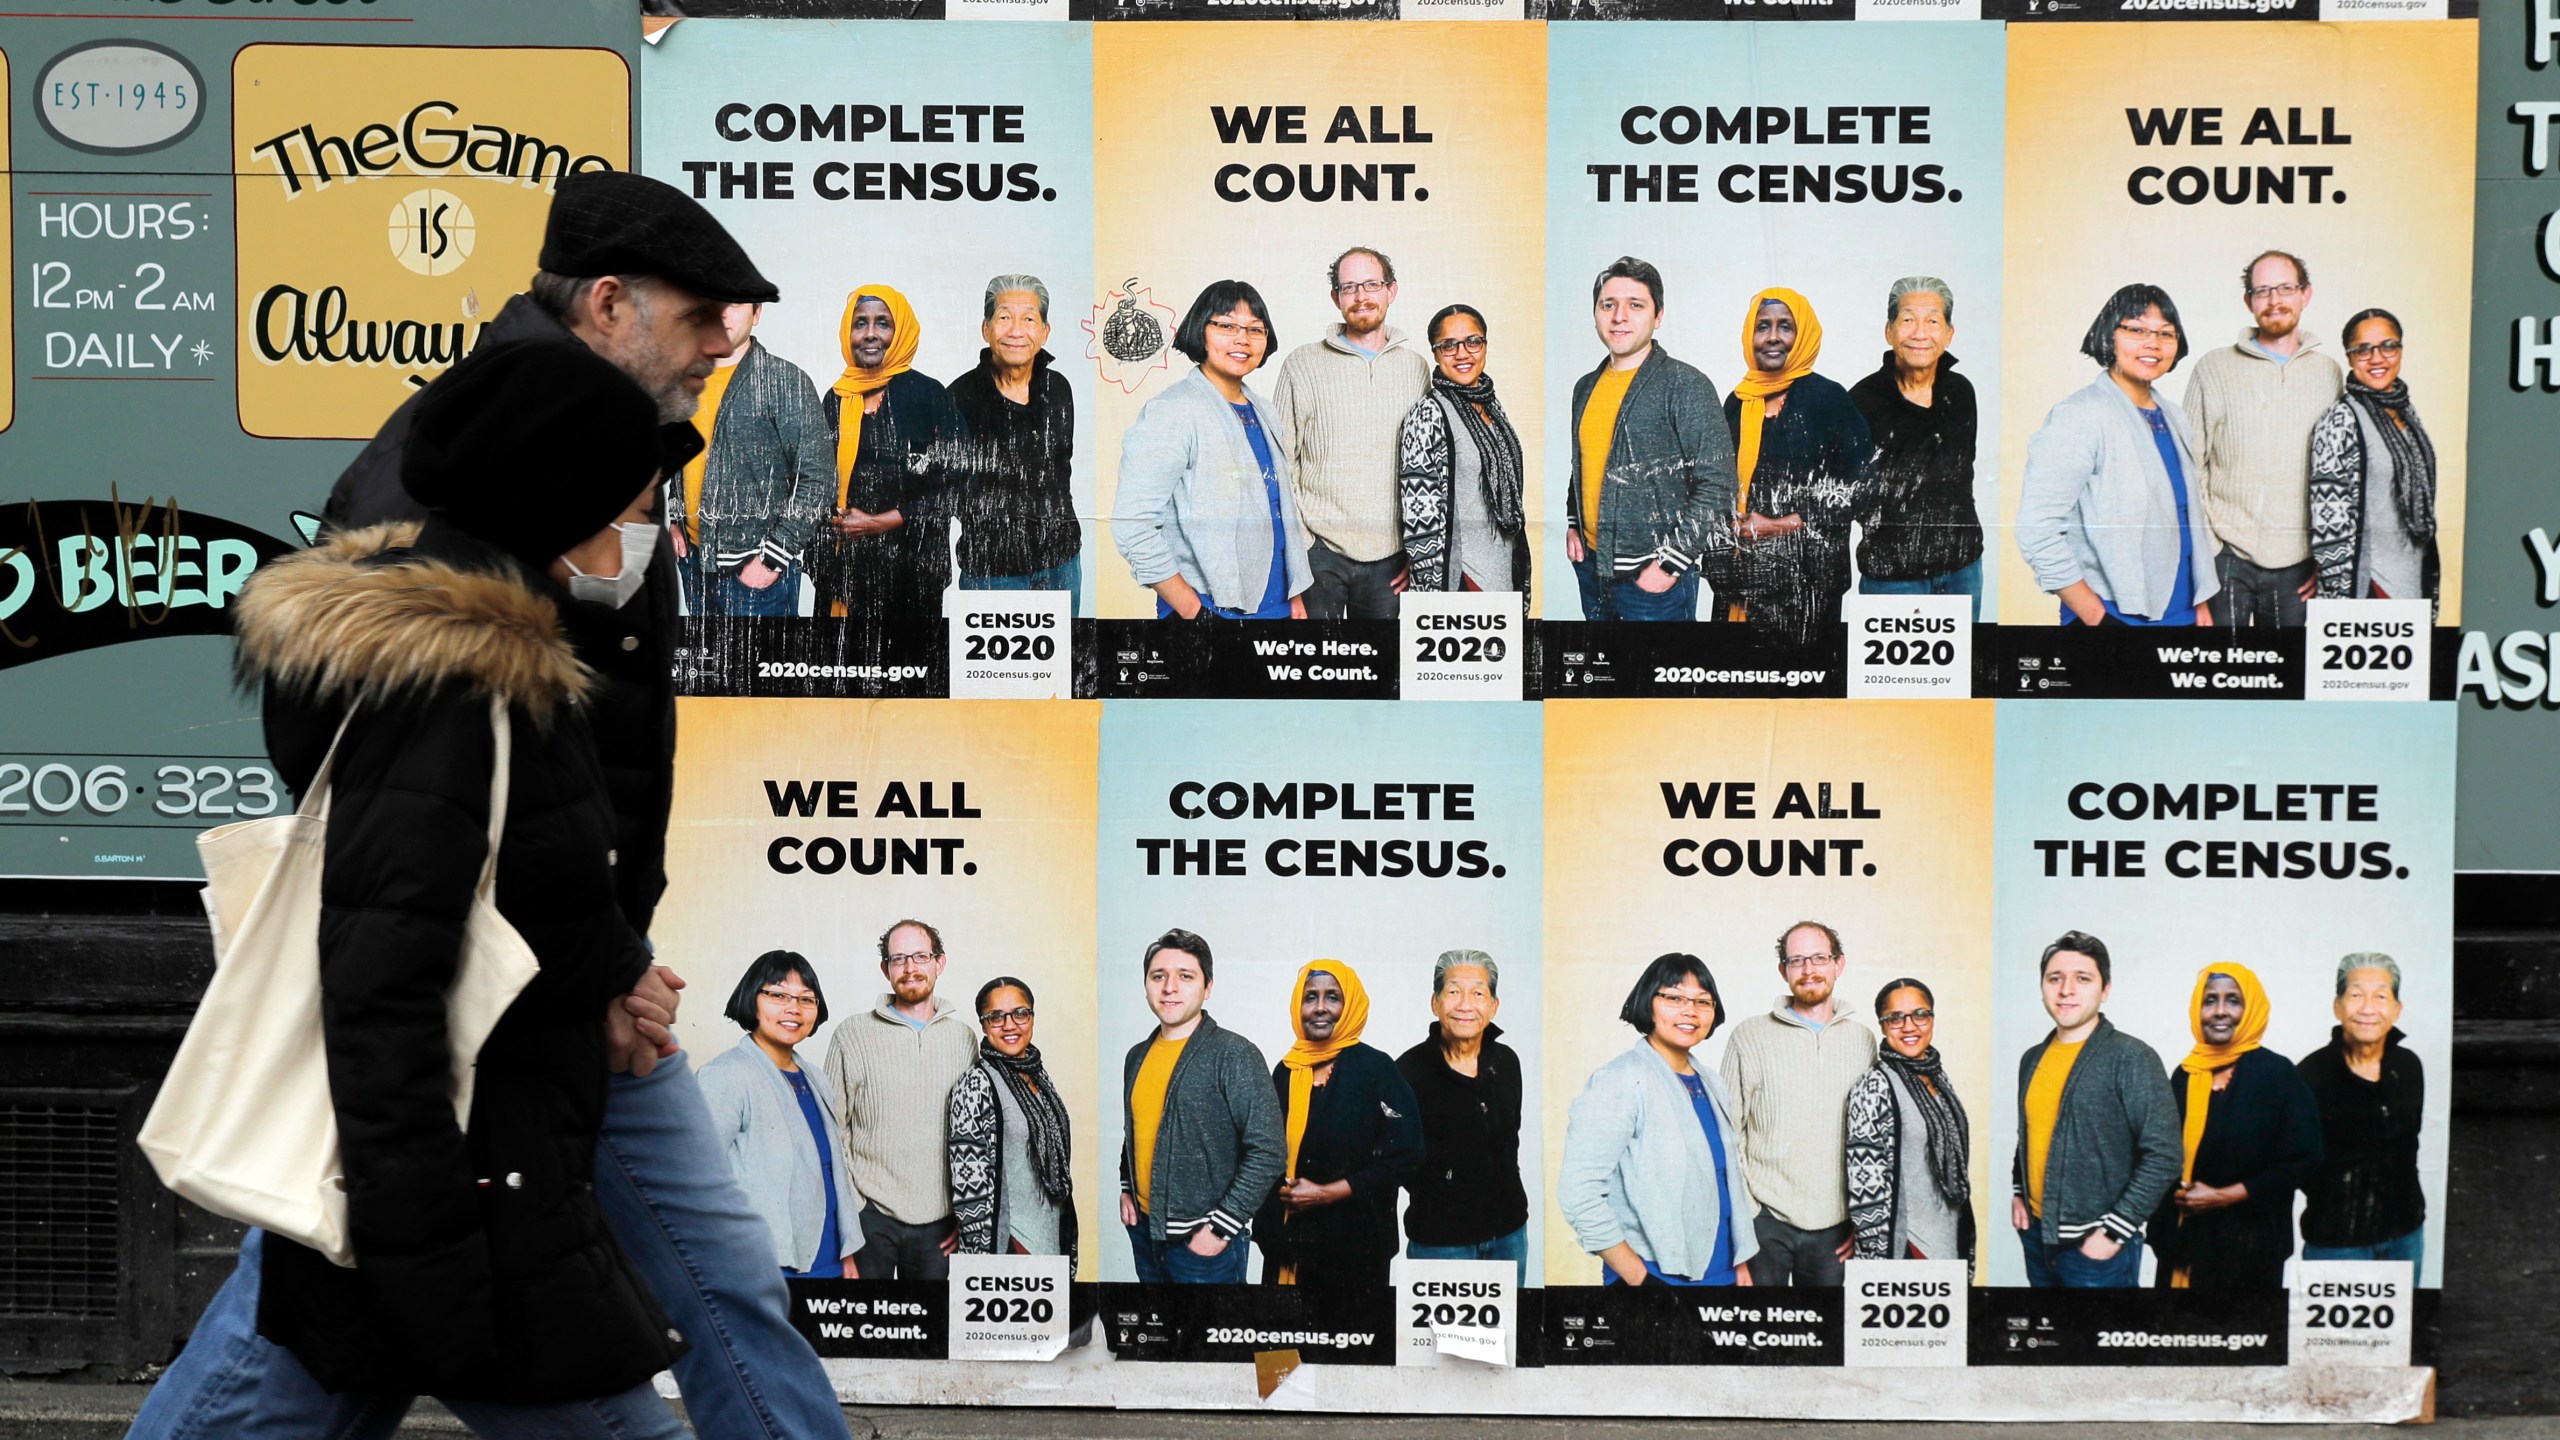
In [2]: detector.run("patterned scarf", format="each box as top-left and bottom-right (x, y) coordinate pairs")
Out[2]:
(1877, 1045), (1971, 1208)
(1431, 370), (1526, 534)
(2342, 379), (2436, 544)
(982, 1040), (1074, 1205)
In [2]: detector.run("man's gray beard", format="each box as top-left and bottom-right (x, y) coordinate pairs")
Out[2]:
(652, 376), (698, 424)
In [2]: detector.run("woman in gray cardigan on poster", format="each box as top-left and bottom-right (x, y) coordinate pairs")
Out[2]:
(1558, 953), (1759, 1287)
(2016, 283), (2221, 626)
(1114, 280), (1313, 620)
(699, 951), (867, 1277)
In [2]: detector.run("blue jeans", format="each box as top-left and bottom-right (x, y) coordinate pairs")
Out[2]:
(2018, 1228), (2146, 1288)
(128, 1052), (851, 1440)
(679, 553), (801, 618)
(1859, 555), (1982, 623)
(959, 555), (1082, 618)
(1126, 1222), (1248, 1284)
(2303, 1225), (2425, 1287)
(1408, 1225), (1530, 1290)
(1572, 555), (1699, 622)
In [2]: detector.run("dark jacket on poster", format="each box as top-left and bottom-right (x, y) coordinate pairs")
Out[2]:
(1848, 354), (1983, 583)
(1120, 1012), (1287, 1244)
(2012, 1016), (2183, 1248)
(1254, 1043), (1423, 1285)
(1566, 344), (1738, 578)
(2295, 1027), (2427, 1248)
(670, 337), (836, 575)
(1395, 1025), (1529, 1248)
(2148, 1048), (2323, 1287)
(808, 371), (968, 625)
(235, 520), (683, 1402)
(949, 349), (1082, 580)
(321, 292), (680, 936)
(1717, 371), (1877, 646)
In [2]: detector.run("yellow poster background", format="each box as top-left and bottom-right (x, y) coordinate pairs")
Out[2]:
(659, 699), (1102, 1279)
(1541, 700), (1994, 1286)
(1091, 22), (1547, 617)
(232, 44), (629, 439)
(1997, 22), (2475, 625)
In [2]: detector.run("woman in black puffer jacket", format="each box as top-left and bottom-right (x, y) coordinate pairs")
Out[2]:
(230, 341), (691, 1430)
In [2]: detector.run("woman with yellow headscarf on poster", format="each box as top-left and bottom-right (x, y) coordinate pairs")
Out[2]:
(806, 285), (969, 639)
(1716, 289), (1878, 648)
(1252, 960), (1422, 1289)
(2147, 963), (2323, 1290)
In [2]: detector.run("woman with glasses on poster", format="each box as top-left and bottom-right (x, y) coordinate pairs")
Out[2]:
(1557, 954), (1758, 1287)
(2309, 309), (2440, 613)
(1845, 978), (1975, 1264)
(948, 977), (1079, 1267)
(1114, 280), (1314, 621)
(2016, 283), (2223, 626)
(1398, 304), (1530, 598)
(700, 950), (867, 1278)
(2148, 964), (2323, 1289)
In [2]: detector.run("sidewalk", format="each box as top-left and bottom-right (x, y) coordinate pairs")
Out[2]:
(3, 1383), (2557, 1440)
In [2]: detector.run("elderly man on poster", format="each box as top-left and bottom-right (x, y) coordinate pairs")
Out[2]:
(2296, 954), (2429, 1282)
(2184, 249), (2344, 628)
(1271, 246), (1434, 620)
(1719, 920), (1878, 1286)
(1850, 277), (1985, 620)
(952, 274), (1085, 611)
(1396, 951), (1532, 1285)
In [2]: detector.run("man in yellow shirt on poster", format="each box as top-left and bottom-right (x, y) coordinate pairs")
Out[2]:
(1119, 929), (1286, 1284)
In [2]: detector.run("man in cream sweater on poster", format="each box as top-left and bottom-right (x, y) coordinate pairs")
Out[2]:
(1720, 920), (1880, 1288)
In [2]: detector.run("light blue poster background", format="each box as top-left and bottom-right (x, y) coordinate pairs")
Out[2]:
(1988, 701), (2455, 1288)
(1542, 22), (2005, 620)
(1097, 701), (1546, 1283)
(641, 21), (1098, 612)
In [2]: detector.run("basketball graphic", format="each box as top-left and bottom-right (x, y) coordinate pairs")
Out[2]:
(387, 188), (476, 277)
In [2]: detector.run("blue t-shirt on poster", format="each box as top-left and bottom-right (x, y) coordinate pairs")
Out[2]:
(2063, 404), (2197, 627)
(781, 1067), (843, 1278)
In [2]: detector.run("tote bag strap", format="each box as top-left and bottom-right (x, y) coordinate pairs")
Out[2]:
(476, 694), (512, 899)
(297, 712), (359, 822)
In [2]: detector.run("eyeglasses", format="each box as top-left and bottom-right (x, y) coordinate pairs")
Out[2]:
(1334, 280), (1390, 298)
(979, 1006), (1035, 1026)
(759, 987), (819, 1010)
(1654, 990), (1716, 1013)
(2345, 340), (2404, 359)
(2245, 283), (2305, 304)
(1431, 335), (1488, 355)
(885, 950), (942, 971)
(1879, 1007), (1936, 1029)
(2115, 323), (2179, 344)
(1781, 952), (1843, 973)
(1205, 318), (1268, 341)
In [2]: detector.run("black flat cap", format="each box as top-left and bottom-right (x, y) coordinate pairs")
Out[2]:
(539, 170), (780, 305)
(403, 340), (665, 569)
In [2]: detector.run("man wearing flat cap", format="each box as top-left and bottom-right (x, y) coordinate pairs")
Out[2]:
(135, 173), (858, 1440)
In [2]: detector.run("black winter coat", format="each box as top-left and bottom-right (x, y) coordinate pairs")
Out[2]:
(1253, 1043), (1422, 1285)
(809, 370), (969, 631)
(322, 294), (681, 936)
(2147, 1047), (2323, 1288)
(2296, 1028), (2427, 1248)
(234, 519), (684, 1401)
(1394, 1026), (1529, 1248)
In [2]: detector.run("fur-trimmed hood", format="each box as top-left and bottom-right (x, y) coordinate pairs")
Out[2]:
(234, 522), (593, 716)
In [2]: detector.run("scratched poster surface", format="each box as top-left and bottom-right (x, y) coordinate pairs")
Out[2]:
(0, 3), (634, 879)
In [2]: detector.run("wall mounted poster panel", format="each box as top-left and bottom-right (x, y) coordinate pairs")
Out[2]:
(1091, 23), (1547, 698)
(1996, 21), (2474, 699)
(641, 20), (1097, 698)
(1541, 22), (2006, 700)
(0, 1), (633, 880)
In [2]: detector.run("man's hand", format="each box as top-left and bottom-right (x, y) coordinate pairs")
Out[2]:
(2012, 1196), (2031, 1232)
(1121, 1193), (1139, 1227)
(1634, 561), (1677, 594)
(738, 556), (782, 590)
(1390, 566), (1411, 595)
(938, 1221), (961, 1257)
(2196, 601), (2216, 627)
(1186, 1227), (1231, 1258)
(2079, 1231), (2124, 1263)
(1834, 1234), (1856, 1263)
(607, 966), (684, 1076)
(1565, 529), (1586, 565)
(667, 525), (689, 561)
(1735, 1268), (1755, 1287)
(2296, 575), (2318, 601)
(1289, 595), (1309, 620)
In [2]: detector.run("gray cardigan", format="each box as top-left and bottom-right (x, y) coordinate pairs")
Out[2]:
(698, 1036), (868, 1272)
(2010, 1016), (2183, 1248)
(2015, 375), (2222, 620)
(1565, 343), (1738, 576)
(1557, 1042), (1761, 1281)
(1114, 367), (1315, 612)
(1118, 1012), (1286, 1242)
(665, 339), (837, 574)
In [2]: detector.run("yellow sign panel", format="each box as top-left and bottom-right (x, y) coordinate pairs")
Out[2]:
(232, 44), (630, 439)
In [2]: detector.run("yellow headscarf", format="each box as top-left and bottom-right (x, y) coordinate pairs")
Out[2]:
(831, 285), (920, 509)
(2168, 963), (2271, 1286)
(1726, 289), (1824, 622)
(1279, 959), (1371, 1184)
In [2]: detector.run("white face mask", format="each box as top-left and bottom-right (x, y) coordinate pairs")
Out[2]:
(566, 521), (657, 609)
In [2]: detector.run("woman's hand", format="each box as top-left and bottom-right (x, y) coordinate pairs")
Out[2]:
(1566, 528), (1586, 565)
(2176, 1181), (2248, 1215)
(830, 506), (904, 539)
(1634, 561), (1677, 595)
(1279, 1177), (1350, 1214)
(1736, 513), (1804, 543)
(1186, 1227), (1231, 1258)
(1599, 1242), (1649, 1287)
(2058, 581), (2108, 627)
(1121, 1193), (1139, 1227)
(1152, 577), (1205, 619)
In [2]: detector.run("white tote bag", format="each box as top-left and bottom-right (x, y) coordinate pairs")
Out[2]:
(139, 695), (541, 1267)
